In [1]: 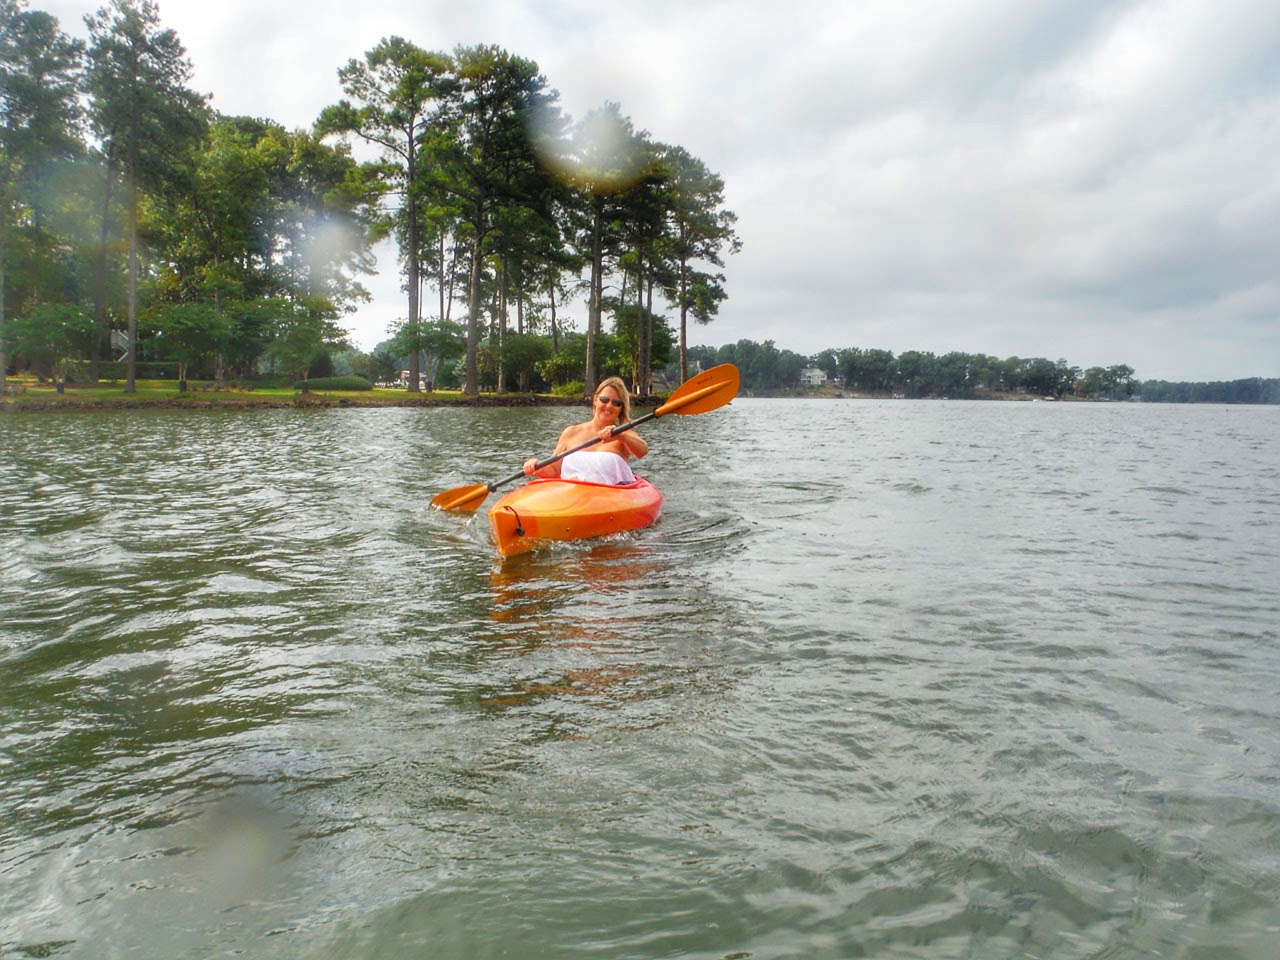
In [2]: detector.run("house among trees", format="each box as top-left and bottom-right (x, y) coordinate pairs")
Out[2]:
(800, 367), (827, 387)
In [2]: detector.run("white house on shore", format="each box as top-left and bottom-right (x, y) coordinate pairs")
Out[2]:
(800, 367), (828, 387)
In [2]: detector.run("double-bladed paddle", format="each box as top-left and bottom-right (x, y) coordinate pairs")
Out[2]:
(431, 362), (741, 514)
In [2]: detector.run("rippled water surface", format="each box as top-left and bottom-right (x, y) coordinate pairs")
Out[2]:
(2, 399), (1278, 958)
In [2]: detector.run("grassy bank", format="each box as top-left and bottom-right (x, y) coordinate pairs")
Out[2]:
(0, 377), (584, 411)
(2, 376), (1077, 411)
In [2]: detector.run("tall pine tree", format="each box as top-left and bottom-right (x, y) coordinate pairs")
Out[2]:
(85, 0), (206, 391)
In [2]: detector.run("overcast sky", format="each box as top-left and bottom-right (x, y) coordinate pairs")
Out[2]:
(43, 0), (1280, 381)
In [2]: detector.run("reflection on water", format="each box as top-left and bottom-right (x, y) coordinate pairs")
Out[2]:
(1, 402), (1277, 959)
(488, 540), (669, 628)
(483, 542), (671, 713)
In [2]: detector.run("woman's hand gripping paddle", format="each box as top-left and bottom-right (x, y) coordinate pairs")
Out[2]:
(430, 363), (741, 514)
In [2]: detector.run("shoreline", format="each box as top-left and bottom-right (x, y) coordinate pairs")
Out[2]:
(0, 390), (1106, 412)
(0, 388), (591, 413)
(1, 379), (1126, 412)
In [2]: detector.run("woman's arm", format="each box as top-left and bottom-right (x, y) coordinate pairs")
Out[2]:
(522, 456), (562, 478)
(523, 424), (578, 476)
(610, 426), (648, 460)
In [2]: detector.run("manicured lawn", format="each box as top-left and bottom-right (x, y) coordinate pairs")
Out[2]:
(1, 376), (573, 409)
(1, 377), (458, 408)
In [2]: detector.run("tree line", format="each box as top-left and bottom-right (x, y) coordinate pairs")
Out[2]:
(687, 341), (1141, 400)
(328, 330), (1273, 406)
(683, 341), (1273, 404)
(0, 0), (740, 396)
(1135, 378), (1279, 405)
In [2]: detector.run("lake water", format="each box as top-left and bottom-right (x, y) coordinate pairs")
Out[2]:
(2, 398), (1277, 959)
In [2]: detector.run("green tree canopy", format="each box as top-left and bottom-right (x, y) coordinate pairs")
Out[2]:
(317, 36), (451, 393)
(151, 301), (228, 384)
(85, 0), (207, 391)
(4, 301), (93, 379)
(1, 0), (84, 389)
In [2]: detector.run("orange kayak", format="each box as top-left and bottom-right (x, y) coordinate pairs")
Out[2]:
(488, 476), (663, 557)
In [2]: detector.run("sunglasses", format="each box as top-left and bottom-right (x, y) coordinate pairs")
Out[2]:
(596, 396), (624, 409)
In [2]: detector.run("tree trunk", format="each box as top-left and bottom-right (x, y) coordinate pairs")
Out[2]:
(678, 262), (689, 385)
(445, 238), (458, 322)
(642, 275), (655, 398)
(497, 257), (508, 392)
(405, 140), (421, 393)
(464, 235), (483, 395)
(635, 259), (649, 398)
(125, 174), (138, 394)
(0, 241), (7, 394)
(515, 267), (524, 336)
(548, 277), (559, 352)
(437, 234), (447, 323)
(584, 196), (603, 395)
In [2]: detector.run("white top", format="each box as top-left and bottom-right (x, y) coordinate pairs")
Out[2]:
(560, 450), (636, 485)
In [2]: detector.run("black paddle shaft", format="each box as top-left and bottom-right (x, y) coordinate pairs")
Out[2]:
(485, 410), (659, 492)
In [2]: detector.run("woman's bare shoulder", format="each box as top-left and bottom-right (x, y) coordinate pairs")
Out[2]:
(555, 420), (591, 449)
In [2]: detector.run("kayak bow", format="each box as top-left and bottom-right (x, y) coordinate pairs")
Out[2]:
(488, 476), (663, 558)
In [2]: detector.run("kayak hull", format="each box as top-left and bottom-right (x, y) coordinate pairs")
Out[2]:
(488, 476), (663, 557)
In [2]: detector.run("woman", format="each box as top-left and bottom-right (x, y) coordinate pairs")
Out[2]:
(523, 377), (648, 484)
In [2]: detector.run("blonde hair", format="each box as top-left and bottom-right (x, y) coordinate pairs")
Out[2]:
(594, 376), (631, 423)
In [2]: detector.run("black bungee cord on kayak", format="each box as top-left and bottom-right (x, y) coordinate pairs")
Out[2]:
(501, 505), (525, 537)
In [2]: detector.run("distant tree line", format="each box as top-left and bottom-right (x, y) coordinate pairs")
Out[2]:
(359, 331), (1275, 406)
(1135, 378), (1279, 404)
(685, 341), (1137, 400)
(684, 341), (1275, 404)
(0, 0), (740, 396)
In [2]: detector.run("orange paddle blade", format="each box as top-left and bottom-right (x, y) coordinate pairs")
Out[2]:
(431, 484), (491, 513)
(655, 363), (740, 417)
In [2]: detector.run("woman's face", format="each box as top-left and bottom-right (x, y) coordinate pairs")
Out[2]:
(594, 387), (624, 422)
